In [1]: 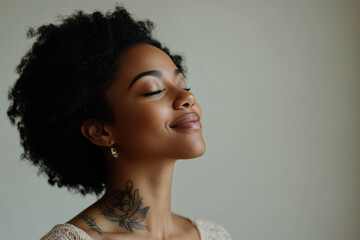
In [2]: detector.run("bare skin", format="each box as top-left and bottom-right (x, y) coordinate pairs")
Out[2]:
(66, 44), (206, 240)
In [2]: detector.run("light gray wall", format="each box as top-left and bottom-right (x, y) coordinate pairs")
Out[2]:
(1, 0), (359, 239)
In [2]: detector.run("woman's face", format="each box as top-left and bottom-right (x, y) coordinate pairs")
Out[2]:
(105, 43), (205, 161)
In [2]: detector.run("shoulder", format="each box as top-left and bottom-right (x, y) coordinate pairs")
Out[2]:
(40, 223), (94, 240)
(189, 218), (232, 240)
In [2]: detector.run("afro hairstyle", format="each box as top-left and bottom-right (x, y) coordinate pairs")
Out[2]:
(6, 5), (186, 196)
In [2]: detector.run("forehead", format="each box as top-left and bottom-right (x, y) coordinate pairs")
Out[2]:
(116, 43), (177, 81)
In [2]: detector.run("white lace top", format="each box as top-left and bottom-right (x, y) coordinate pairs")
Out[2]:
(40, 218), (232, 240)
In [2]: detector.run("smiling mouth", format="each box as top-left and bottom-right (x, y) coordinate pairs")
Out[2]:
(170, 112), (202, 129)
(171, 120), (202, 129)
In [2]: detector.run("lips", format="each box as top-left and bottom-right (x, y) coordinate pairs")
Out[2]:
(170, 112), (201, 129)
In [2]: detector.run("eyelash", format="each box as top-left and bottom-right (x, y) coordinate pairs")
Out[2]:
(143, 87), (191, 96)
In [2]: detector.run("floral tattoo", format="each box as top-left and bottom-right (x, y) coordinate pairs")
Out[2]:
(99, 180), (150, 232)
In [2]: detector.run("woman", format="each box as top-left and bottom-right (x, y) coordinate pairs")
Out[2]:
(7, 5), (231, 240)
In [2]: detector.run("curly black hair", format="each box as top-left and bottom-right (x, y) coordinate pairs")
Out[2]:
(6, 5), (186, 197)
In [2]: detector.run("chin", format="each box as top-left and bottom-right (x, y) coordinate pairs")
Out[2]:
(179, 140), (206, 160)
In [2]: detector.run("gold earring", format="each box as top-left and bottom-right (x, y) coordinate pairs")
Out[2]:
(110, 143), (118, 158)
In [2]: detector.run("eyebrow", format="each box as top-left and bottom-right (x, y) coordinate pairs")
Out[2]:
(127, 69), (183, 90)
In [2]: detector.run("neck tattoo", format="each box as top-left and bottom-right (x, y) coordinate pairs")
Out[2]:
(99, 180), (151, 232)
(80, 213), (102, 235)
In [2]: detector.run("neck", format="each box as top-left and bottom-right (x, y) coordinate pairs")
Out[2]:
(99, 156), (177, 237)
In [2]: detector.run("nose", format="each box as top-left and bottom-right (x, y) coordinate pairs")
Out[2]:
(173, 89), (195, 109)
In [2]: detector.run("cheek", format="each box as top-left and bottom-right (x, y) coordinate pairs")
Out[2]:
(134, 103), (169, 132)
(114, 101), (170, 142)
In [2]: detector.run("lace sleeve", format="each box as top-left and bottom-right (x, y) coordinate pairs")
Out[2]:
(40, 224), (93, 240)
(191, 218), (232, 240)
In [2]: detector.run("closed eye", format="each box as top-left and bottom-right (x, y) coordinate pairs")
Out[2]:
(142, 87), (191, 97)
(142, 89), (165, 96)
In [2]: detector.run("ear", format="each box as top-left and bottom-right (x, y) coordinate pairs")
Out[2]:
(81, 119), (114, 147)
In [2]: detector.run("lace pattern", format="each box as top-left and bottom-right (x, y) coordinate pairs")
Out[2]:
(40, 224), (93, 240)
(40, 218), (232, 240)
(190, 218), (232, 240)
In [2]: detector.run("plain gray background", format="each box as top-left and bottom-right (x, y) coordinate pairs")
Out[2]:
(1, 0), (359, 239)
